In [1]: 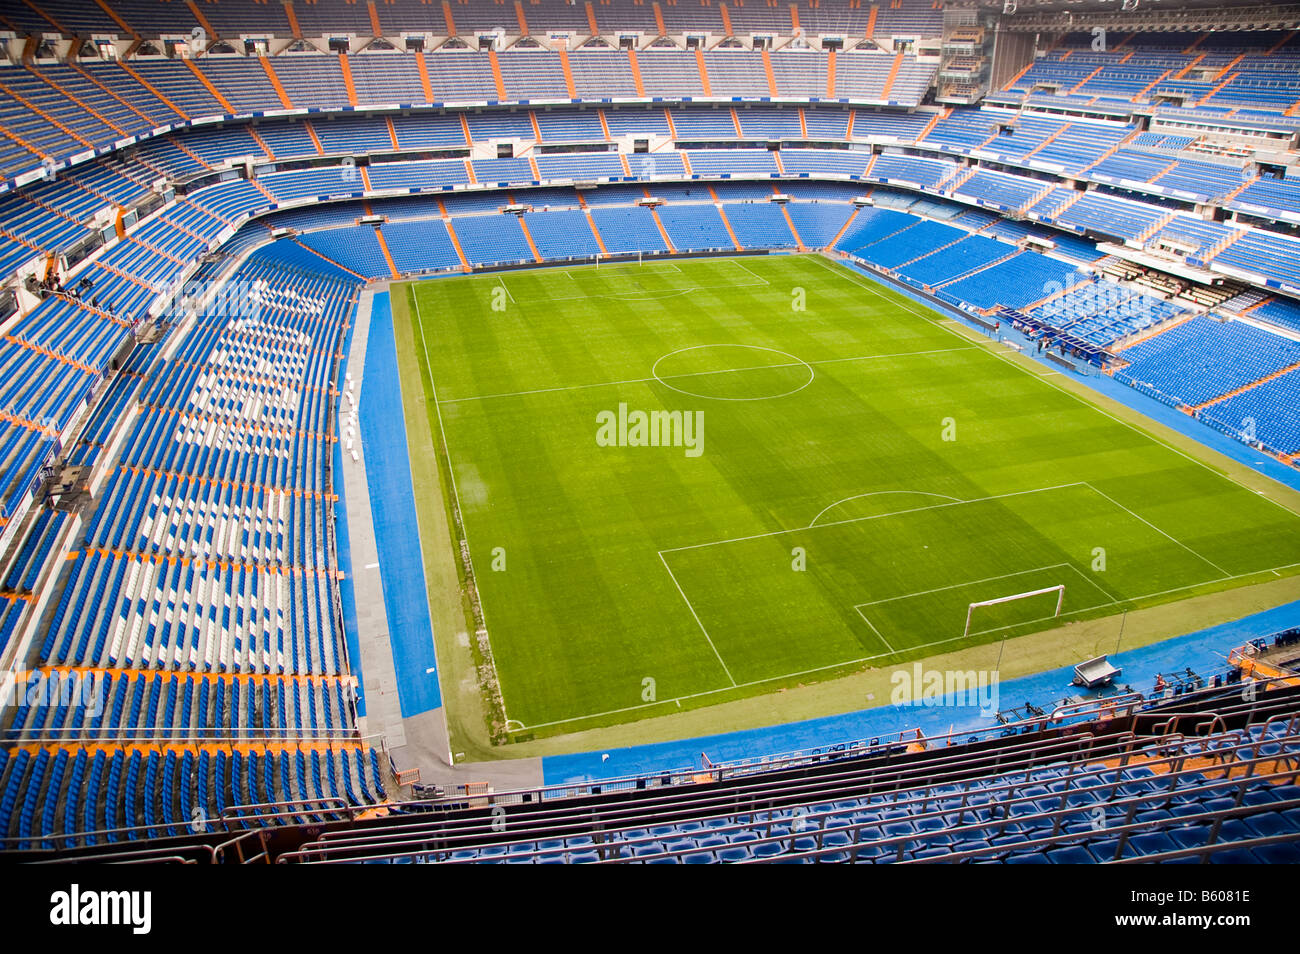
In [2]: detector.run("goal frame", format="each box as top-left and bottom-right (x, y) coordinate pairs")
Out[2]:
(964, 584), (1065, 639)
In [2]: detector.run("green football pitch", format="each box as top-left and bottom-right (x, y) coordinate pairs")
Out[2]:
(399, 255), (1300, 738)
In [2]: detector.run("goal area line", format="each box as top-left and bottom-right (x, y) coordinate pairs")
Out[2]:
(855, 563), (1115, 649)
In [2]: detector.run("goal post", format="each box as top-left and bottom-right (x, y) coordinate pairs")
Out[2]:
(965, 584), (1065, 638)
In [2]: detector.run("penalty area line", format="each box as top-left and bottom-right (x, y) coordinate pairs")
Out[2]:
(658, 551), (737, 687)
(511, 559), (1300, 733)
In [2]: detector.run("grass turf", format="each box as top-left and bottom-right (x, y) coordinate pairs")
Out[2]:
(400, 255), (1300, 738)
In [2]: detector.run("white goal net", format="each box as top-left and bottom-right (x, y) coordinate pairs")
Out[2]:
(964, 584), (1065, 638)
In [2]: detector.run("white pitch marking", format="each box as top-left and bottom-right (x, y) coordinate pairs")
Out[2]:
(1083, 480), (1232, 578)
(807, 256), (1300, 523)
(510, 560), (1300, 732)
(808, 490), (964, 527)
(660, 482), (1089, 555)
(658, 551), (736, 687)
(440, 346), (978, 404)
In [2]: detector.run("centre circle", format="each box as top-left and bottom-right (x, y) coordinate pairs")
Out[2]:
(650, 344), (815, 401)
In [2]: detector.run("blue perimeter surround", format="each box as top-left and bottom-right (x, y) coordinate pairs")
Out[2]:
(358, 291), (443, 717)
(333, 302), (365, 717)
(537, 257), (1300, 784)
(390, 257), (1299, 781)
(543, 600), (1300, 784)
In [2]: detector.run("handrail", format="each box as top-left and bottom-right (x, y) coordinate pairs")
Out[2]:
(286, 738), (1300, 864)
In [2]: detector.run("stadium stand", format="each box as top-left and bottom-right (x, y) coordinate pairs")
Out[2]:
(2, 0), (1300, 864)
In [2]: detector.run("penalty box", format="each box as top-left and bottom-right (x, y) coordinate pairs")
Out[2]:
(658, 483), (1226, 684)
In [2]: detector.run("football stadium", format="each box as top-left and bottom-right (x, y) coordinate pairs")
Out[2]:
(0, 0), (1299, 873)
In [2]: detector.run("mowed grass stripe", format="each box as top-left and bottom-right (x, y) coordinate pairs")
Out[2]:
(403, 256), (1300, 735)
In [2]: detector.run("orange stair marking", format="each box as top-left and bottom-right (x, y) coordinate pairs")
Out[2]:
(488, 49), (507, 99)
(719, 3), (734, 35)
(586, 211), (609, 255)
(305, 121), (324, 155)
(19, 0), (67, 35)
(695, 48), (712, 95)
(460, 113), (473, 146)
(182, 58), (235, 113)
(517, 216), (543, 262)
(249, 127), (275, 159)
(251, 175), (276, 205)
(386, 116), (399, 150)
(294, 240), (370, 280)
(586, 1), (599, 35)
(415, 51), (434, 102)
(530, 110), (543, 140)
(441, 215), (473, 271)
(1193, 362), (1300, 412)
(72, 62), (165, 126)
(283, 1), (303, 39)
(375, 228), (400, 278)
(0, 79), (96, 149)
(26, 67), (127, 136)
(880, 52), (903, 100)
(557, 46), (577, 97)
(780, 201), (804, 249)
(865, 5), (878, 36)
(338, 53), (359, 107)
(92, 0), (139, 39)
(1266, 31), (1296, 56)
(514, 0), (529, 35)
(1214, 53), (1245, 80)
(185, 0), (218, 41)
(710, 186), (743, 250)
(1198, 72), (1238, 106)
(1002, 60), (1034, 91)
(652, 1), (667, 35)
(259, 55), (294, 109)
(442, 1), (457, 35)
(761, 48), (778, 96)
(827, 48), (836, 96)
(649, 205), (675, 251)
(628, 50), (646, 97)
(828, 206), (860, 247)
(1174, 51), (1206, 80)
(367, 0), (383, 36)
